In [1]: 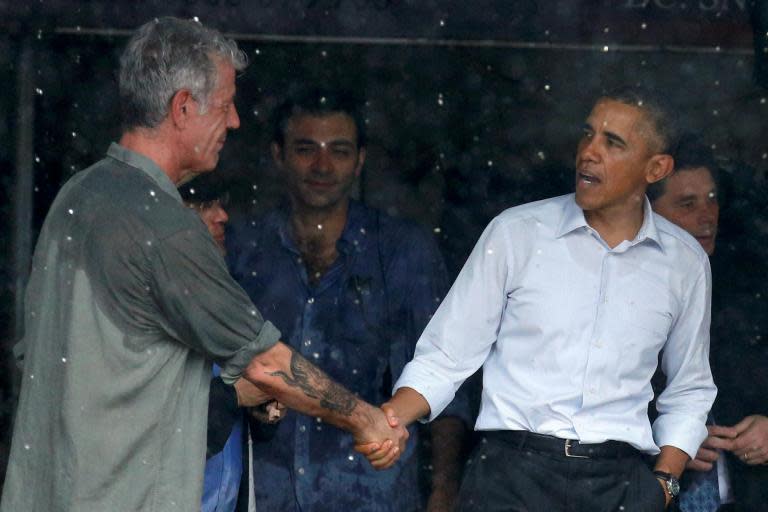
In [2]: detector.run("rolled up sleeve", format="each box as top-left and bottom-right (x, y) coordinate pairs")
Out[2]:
(150, 228), (281, 384)
(653, 262), (717, 458)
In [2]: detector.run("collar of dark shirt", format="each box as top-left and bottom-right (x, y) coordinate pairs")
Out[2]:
(274, 200), (374, 257)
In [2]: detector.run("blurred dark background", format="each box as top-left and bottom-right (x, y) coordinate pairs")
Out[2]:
(2, 0), (768, 492)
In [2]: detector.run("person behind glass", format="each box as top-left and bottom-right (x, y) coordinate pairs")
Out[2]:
(225, 87), (471, 512)
(180, 175), (286, 512)
(0, 17), (406, 512)
(362, 86), (717, 512)
(650, 138), (768, 511)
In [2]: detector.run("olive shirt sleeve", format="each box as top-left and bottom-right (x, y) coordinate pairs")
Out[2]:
(149, 227), (281, 384)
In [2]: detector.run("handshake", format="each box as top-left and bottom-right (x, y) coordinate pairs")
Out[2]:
(236, 377), (411, 470)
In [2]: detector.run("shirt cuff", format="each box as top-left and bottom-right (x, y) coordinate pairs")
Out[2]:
(394, 359), (457, 422)
(219, 321), (281, 385)
(652, 413), (709, 459)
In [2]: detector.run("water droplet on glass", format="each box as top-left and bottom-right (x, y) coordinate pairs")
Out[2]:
(487, 249), (494, 255)
(544, 84), (550, 91)
(35, 88), (43, 96)
(71, 131), (77, 138)
(439, 19), (445, 27)
(602, 45), (609, 52)
(761, 98), (766, 104)
(149, 190), (156, 197)
(348, 455), (354, 461)
(437, 93), (444, 107)
(433, 227), (442, 233)
(24, 444), (30, 450)
(321, 50), (328, 57)
(641, 22), (647, 29)
(61, 357), (67, 363)
(603, 27), (610, 33)
(35, 155), (41, 163)
(192, 16), (200, 22)
(29, 374), (34, 380)
(66, 236), (72, 242)
(254, 48), (261, 55)
(253, 109), (259, 117)
(317, 224), (323, 230)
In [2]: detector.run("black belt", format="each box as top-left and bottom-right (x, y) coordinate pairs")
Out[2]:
(483, 430), (641, 459)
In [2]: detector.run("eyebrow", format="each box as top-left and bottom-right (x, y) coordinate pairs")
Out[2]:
(604, 130), (627, 146)
(291, 138), (356, 147)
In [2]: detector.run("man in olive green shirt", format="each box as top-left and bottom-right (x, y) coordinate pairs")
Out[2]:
(1, 17), (405, 512)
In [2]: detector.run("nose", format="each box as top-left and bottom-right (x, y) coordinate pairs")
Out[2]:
(577, 136), (600, 164)
(228, 104), (240, 130)
(312, 146), (333, 173)
(214, 204), (229, 224)
(698, 201), (718, 227)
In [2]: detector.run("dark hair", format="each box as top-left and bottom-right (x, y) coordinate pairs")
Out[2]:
(647, 134), (719, 202)
(271, 87), (367, 148)
(600, 85), (680, 155)
(178, 172), (230, 205)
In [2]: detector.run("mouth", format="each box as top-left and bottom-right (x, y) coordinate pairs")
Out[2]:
(305, 180), (336, 189)
(576, 170), (602, 185)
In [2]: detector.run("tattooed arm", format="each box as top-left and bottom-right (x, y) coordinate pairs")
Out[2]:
(243, 341), (409, 469)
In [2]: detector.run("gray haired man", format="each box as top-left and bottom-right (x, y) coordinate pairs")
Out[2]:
(1, 17), (404, 512)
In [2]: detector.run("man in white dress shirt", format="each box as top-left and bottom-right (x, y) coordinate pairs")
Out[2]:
(356, 87), (717, 511)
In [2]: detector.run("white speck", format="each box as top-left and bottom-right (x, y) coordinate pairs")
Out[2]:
(142, 459), (148, 465)
(35, 88), (43, 96)
(68, 208), (74, 215)
(321, 50), (328, 57)
(487, 249), (494, 255)
(348, 455), (354, 461)
(544, 84), (550, 91)
(433, 227), (442, 233)
(176, 427), (182, 433)
(352, 369), (358, 375)
(603, 27), (610, 33)
(439, 19), (445, 27)
(304, 339), (312, 346)
(61, 357), (67, 363)
(254, 48), (261, 55)
(761, 98), (766, 104)
(249, 309), (258, 316)
(66, 236), (72, 242)
(312, 352), (320, 359)
(24, 444), (30, 450)
(35, 155), (41, 163)
(317, 224), (323, 230)
(712, 110), (719, 116)
(437, 93), (444, 107)
(149, 190), (156, 197)
(146, 240), (152, 246)
(602, 45), (609, 52)
(29, 374), (34, 380)
(641, 22), (647, 30)
(253, 109), (259, 117)
(359, 228), (366, 235)
(536, 249), (542, 254)
(298, 467), (305, 475)
(192, 16), (200, 22)
(307, 297), (315, 304)
(71, 131), (77, 138)
(537, 151), (546, 160)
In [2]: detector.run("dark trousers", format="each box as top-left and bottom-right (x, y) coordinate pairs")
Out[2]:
(458, 432), (667, 512)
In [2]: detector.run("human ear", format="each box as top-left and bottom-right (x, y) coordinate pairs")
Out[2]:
(170, 89), (194, 128)
(646, 154), (674, 184)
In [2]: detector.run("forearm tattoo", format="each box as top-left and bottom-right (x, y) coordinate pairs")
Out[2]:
(269, 348), (358, 416)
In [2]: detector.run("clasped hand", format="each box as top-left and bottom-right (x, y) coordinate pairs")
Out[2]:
(687, 414), (768, 470)
(353, 402), (410, 470)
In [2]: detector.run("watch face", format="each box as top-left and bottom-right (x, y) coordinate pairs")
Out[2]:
(668, 478), (681, 497)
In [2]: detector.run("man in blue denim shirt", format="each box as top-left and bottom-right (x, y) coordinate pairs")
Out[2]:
(226, 88), (469, 512)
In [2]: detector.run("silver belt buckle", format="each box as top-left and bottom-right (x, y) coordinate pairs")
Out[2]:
(564, 439), (590, 458)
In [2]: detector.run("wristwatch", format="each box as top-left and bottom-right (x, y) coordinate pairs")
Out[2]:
(653, 470), (681, 499)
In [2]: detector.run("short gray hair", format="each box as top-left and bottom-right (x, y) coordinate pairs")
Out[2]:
(119, 17), (247, 129)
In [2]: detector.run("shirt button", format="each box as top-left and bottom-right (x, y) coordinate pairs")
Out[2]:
(589, 387), (597, 394)
(298, 467), (305, 475)
(594, 340), (603, 348)
(299, 425), (306, 433)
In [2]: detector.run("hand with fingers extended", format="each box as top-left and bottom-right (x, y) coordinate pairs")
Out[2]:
(728, 415), (768, 465)
(686, 424), (738, 472)
(353, 403), (409, 470)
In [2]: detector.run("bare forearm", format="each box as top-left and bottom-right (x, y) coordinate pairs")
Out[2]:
(244, 341), (374, 436)
(386, 386), (432, 426)
(654, 445), (690, 478)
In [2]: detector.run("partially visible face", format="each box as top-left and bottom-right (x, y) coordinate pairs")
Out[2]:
(193, 200), (229, 253)
(575, 99), (661, 216)
(185, 59), (240, 173)
(652, 167), (719, 255)
(274, 112), (365, 211)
